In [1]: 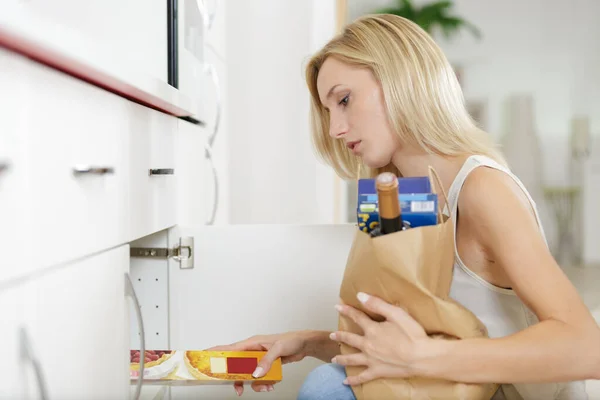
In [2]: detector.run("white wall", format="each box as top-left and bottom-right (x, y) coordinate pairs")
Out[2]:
(225, 0), (339, 224)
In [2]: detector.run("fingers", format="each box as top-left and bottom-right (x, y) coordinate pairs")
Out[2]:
(356, 292), (418, 328)
(329, 330), (364, 350)
(233, 382), (275, 396)
(355, 292), (397, 321)
(206, 337), (268, 352)
(252, 343), (283, 378)
(234, 382), (243, 396)
(251, 382), (275, 393)
(335, 303), (372, 330)
(343, 368), (377, 386)
(206, 344), (236, 351)
(332, 352), (368, 367)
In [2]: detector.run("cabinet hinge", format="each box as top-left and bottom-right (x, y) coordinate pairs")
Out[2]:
(130, 237), (194, 269)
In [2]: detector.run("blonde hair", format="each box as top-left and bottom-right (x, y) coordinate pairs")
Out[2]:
(305, 14), (507, 179)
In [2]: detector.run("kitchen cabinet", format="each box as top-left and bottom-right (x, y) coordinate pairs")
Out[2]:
(0, 245), (135, 400)
(0, 280), (38, 399)
(0, 47), (31, 283)
(166, 224), (355, 399)
(25, 59), (130, 270)
(29, 245), (132, 400)
(128, 102), (178, 241)
(11, 0), (168, 83)
(1, 1), (347, 398)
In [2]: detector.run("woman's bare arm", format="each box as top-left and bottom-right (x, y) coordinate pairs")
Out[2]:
(416, 167), (600, 383)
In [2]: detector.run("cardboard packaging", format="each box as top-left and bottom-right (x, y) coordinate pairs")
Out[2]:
(129, 350), (282, 386)
(357, 176), (438, 234)
(340, 168), (499, 400)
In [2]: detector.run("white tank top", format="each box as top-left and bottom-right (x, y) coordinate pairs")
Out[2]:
(447, 155), (588, 400)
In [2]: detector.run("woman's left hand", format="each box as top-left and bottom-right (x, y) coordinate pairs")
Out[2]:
(330, 292), (431, 386)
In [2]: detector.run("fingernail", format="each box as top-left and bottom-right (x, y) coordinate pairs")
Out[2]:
(343, 378), (349, 385)
(334, 304), (343, 312)
(329, 332), (336, 340)
(252, 367), (264, 378)
(331, 357), (337, 363)
(260, 387), (268, 392)
(268, 385), (274, 392)
(357, 292), (369, 303)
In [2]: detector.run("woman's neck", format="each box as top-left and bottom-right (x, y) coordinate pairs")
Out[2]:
(391, 151), (470, 195)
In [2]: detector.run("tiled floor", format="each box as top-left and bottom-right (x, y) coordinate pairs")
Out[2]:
(563, 265), (600, 398)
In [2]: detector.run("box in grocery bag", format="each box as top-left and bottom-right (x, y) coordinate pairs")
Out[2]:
(356, 176), (438, 233)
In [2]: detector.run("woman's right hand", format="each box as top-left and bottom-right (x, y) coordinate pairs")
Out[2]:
(207, 331), (313, 396)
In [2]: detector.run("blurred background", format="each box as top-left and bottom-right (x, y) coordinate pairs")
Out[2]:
(218, 0), (600, 268)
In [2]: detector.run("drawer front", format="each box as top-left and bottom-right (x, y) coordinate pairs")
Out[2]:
(29, 245), (131, 400)
(176, 119), (209, 227)
(128, 103), (177, 240)
(0, 48), (34, 283)
(25, 60), (130, 269)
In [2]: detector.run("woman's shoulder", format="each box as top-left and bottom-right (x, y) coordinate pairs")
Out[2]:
(456, 166), (538, 235)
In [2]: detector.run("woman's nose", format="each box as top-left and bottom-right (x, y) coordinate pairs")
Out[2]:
(329, 116), (348, 139)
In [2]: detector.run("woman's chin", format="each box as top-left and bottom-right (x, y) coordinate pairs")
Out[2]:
(362, 156), (391, 170)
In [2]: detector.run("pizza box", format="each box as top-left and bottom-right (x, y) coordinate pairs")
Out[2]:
(129, 350), (282, 386)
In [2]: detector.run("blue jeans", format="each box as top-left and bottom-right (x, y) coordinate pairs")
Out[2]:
(297, 363), (357, 400)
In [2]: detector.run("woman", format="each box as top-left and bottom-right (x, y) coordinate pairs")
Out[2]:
(212, 14), (600, 399)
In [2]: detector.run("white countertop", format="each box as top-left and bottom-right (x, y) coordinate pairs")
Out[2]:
(0, 3), (194, 118)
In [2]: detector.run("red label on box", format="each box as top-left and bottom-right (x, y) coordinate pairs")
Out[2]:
(226, 357), (258, 374)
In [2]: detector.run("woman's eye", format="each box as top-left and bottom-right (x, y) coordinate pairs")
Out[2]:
(339, 95), (349, 107)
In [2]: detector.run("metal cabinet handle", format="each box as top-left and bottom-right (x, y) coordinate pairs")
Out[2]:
(72, 165), (114, 175)
(149, 168), (175, 176)
(19, 327), (49, 400)
(205, 63), (221, 147)
(205, 143), (219, 225)
(125, 273), (145, 400)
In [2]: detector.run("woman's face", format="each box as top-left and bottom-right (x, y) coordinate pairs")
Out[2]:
(316, 57), (401, 169)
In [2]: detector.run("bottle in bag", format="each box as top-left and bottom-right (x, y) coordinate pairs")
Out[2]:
(370, 172), (410, 237)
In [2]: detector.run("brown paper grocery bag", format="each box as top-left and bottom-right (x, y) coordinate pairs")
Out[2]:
(338, 167), (499, 400)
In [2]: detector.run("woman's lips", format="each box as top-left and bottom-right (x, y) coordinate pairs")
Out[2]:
(347, 140), (362, 154)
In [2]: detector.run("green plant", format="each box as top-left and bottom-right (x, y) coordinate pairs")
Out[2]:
(374, 0), (481, 40)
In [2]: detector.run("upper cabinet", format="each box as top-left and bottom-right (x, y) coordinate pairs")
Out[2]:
(12, 0), (168, 83)
(0, 1), (194, 117)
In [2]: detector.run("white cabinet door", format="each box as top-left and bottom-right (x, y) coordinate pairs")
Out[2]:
(29, 245), (131, 400)
(12, 0), (168, 82)
(167, 224), (355, 399)
(176, 120), (209, 227)
(25, 59), (130, 270)
(0, 47), (33, 284)
(0, 281), (41, 400)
